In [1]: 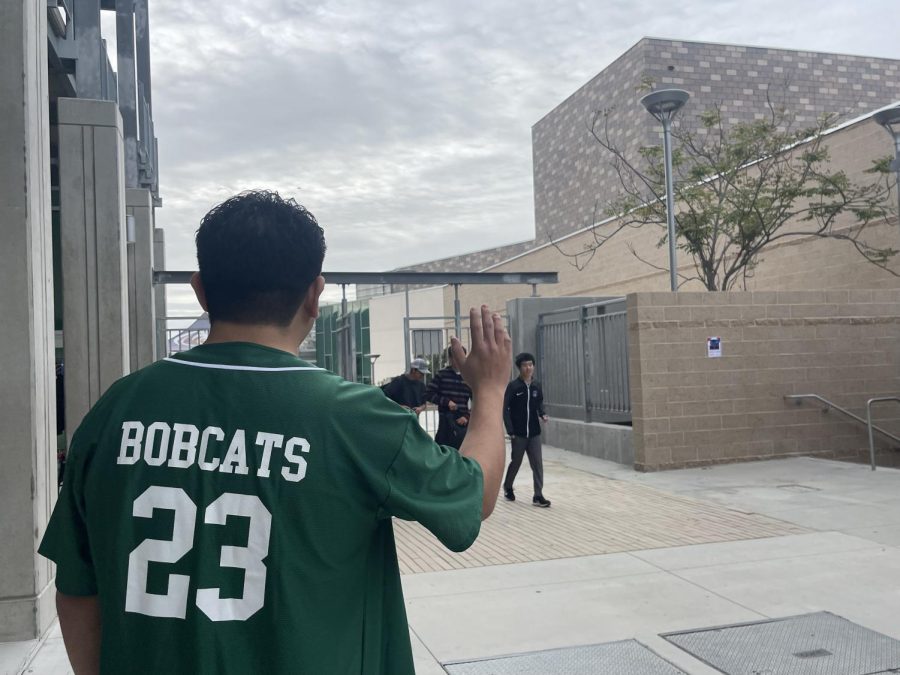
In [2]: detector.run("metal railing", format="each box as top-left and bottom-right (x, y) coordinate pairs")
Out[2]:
(867, 397), (900, 471)
(785, 394), (900, 471)
(537, 298), (630, 424)
(164, 328), (209, 355)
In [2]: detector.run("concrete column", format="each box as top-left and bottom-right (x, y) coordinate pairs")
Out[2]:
(116, 0), (139, 187)
(153, 227), (167, 359)
(74, 0), (103, 99)
(0, 1), (58, 641)
(58, 98), (130, 434)
(134, 0), (152, 109)
(126, 189), (156, 370)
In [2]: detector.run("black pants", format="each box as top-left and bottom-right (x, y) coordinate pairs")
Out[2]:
(503, 435), (544, 497)
(435, 413), (466, 450)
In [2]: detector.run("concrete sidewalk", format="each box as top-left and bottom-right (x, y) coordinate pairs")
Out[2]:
(404, 449), (900, 673)
(5, 449), (899, 674)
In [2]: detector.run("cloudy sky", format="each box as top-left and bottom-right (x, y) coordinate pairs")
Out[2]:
(113, 0), (899, 312)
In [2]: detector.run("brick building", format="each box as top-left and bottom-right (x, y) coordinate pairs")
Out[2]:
(372, 37), (900, 286)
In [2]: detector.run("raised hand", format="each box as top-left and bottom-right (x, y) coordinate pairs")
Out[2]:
(451, 305), (512, 398)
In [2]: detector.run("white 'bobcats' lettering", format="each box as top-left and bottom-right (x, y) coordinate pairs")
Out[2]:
(168, 424), (199, 469)
(118, 422), (144, 465)
(281, 437), (310, 482)
(117, 422), (310, 482)
(219, 429), (249, 475)
(144, 422), (171, 466)
(198, 426), (224, 471)
(254, 432), (284, 478)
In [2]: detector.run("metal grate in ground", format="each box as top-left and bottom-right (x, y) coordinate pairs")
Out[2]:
(442, 640), (685, 675)
(663, 611), (900, 674)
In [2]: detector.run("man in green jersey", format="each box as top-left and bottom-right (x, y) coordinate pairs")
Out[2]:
(39, 190), (511, 674)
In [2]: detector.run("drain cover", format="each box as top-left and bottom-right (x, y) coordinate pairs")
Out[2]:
(443, 640), (685, 674)
(663, 611), (900, 674)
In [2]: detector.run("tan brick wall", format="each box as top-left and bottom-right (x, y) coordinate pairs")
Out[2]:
(628, 290), (900, 471)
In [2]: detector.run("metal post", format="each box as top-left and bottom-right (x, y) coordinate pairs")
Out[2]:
(866, 400), (877, 471)
(895, 172), (900, 227)
(662, 117), (678, 292)
(453, 284), (462, 340)
(339, 284), (349, 381)
(403, 285), (411, 372)
(580, 306), (593, 423)
(536, 315), (544, 383)
(641, 89), (688, 292)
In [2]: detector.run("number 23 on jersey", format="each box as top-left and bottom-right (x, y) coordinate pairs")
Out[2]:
(126, 486), (272, 622)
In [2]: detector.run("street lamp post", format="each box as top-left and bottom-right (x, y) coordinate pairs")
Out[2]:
(640, 89), (691, 291)
(873, 105), (900, 230)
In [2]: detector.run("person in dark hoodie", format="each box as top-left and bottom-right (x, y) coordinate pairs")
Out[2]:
(381, 357), (430, 415)
(502, 352), (550, 507)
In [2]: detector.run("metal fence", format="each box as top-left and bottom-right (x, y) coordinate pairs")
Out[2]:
(537, 298), (631, 424)
(165, 329), (208, 354)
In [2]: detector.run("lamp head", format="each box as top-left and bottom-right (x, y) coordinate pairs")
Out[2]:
(873, 105), (900, 172)
(640, 89), (691, 122)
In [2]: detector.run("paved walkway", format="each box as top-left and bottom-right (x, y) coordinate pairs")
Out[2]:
(394, 457), (805, 574)
(5, 448), (899, 674)
(403, 449), (900, 674)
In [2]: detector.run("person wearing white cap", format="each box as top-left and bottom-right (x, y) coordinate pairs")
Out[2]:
(380, 357), (431, 414)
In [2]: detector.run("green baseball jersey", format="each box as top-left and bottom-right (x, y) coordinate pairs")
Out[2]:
(40, 342), (483, 674)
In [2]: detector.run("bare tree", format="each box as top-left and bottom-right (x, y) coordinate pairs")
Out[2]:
(552, 98), (898, 290)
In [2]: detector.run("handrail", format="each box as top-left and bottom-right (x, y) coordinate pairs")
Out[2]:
(538, 297), (626, 321)
(785, 394), (900, 471)
(867, 397), (900, 471)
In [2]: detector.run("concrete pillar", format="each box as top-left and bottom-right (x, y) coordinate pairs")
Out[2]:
(58, 97), (130, 434)
(116, 0), (139, 187)
(74, 0), (103, 99)
(134, 0), (152, 109)
(153, 227), (167, 359)
(126, 189), (156, 370)
(0, 1), (58, 642)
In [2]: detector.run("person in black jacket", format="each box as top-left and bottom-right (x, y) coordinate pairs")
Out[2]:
(381, 357), (430, 414)
(425, 346), (472, 449)
(502, 352), (550, 507)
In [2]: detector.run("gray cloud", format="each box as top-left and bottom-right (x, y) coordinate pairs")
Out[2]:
(136, 0), (898, 312)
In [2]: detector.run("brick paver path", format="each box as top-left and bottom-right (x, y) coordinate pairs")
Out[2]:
(394, 458), (806, 574)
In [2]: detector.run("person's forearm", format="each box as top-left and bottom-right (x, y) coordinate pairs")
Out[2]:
(57, 592), (101, 675)
(460, 390), (506, 519)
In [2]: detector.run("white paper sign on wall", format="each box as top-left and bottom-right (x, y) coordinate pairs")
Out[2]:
(707, 336), (722, 358)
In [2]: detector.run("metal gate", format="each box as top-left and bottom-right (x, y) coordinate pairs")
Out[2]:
(537, 299), (630, 424)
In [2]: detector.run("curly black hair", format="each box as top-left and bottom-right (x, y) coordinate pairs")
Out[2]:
(195, 190), (326, 326)
(515, 352), (535, 368)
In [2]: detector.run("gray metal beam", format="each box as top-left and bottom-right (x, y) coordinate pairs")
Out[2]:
(153, 271), (559, 286)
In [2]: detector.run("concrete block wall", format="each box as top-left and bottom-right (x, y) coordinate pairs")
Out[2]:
(533, 37), (900, 244)
(627, 290), (900, 471)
